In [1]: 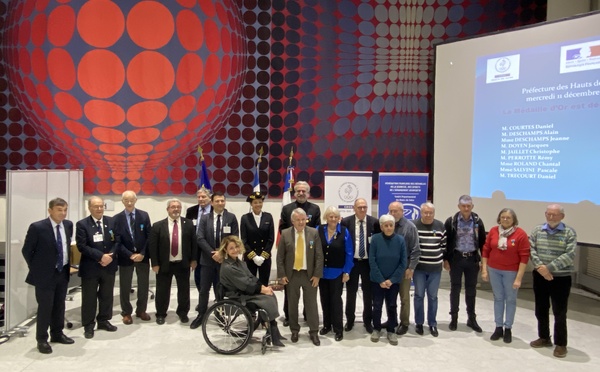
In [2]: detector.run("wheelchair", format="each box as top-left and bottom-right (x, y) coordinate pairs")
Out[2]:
(201, 287), (273, 355)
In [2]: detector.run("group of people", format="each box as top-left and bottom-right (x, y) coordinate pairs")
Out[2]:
(22, 185), (576, 359)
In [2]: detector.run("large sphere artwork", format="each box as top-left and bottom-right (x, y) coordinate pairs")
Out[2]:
(2, 0), (247, 194)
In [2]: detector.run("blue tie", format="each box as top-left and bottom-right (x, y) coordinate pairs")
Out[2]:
(359, 220), (366, 258)
(56, 225), (63, 270)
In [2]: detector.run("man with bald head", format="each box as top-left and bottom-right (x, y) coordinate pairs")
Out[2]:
(114, 190), (152, 324)
(76, 196), (122, 339)
(388, 201), (420, 336)
(341, 198), (380, 333)
(529, 204), (576, 358)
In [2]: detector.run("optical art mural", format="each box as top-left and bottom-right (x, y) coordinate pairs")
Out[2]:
(0, 0), (547, 197)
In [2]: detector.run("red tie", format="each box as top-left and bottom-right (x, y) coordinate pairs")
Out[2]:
(171, 220), (179, 256)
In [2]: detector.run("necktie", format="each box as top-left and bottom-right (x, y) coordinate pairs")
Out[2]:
(359, 220), (366, 258)
(56, 225), (63, 270)
(129, 212), (135, 238)
(294, 232), (304, 270)
(215, 214), (222, 249)
(172, 220), (179, 256)
(96, 220), (102, 234)
(196, 207), (205, 233)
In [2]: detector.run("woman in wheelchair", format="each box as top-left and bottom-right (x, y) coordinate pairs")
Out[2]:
(218, 236), (285, 347)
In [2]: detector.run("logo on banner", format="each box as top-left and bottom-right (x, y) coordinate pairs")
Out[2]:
(338, 182), (359, 203)
(403, 203), (421, 220)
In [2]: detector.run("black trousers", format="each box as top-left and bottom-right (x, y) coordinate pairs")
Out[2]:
(197, 264), (220, 316)
(345, 259), (373, 326)
(246, 258), (272, 286)
(34, 266), (69, 342)
(533, 270), (571, 346)
(319, 274), (344, 333)
(449, 253), (480, 317)
(81, 270), (116, 330)
(155, 261), (190, 318)
(119, 262), (150, 315)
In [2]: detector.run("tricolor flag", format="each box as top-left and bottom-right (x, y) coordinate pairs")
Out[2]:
(197, 146), (211, 191)
(252, 164), (260, 192)
(282, 165), (294, 207)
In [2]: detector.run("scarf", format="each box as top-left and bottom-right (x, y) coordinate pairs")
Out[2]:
(497, 226), (516, 251)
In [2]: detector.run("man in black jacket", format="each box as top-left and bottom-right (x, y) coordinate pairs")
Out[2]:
(22, 197), (74, 354)
(443, 195), (486, 333)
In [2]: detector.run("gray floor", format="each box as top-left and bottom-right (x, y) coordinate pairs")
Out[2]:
(1, 284), (599, 372)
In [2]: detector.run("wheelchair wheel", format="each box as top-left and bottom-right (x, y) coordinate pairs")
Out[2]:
(202, 300), (254, 355)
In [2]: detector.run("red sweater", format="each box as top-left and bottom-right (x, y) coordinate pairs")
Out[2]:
(482, 226), (530, 271)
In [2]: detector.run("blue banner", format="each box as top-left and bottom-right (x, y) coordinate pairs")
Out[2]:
(378, 173), (429, 220)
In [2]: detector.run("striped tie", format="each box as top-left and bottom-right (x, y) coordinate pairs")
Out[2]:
(359, 220), (365, 258)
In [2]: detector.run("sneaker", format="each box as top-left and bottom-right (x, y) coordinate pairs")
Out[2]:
(387, 332), (398, 346)
(530, 338), (553, 348)
(553, 345), (567, 358)
(371, 329), (381, 343)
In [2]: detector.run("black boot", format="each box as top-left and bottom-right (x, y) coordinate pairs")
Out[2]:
(270, 321), (286, 347)
(449, 314), (458, 331)
(503, 328), (512, 343)
(467, 315), (482, 333)
(490, 327), (503, 341)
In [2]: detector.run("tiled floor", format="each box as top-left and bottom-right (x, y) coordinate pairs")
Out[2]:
(1, 285), (599, 372)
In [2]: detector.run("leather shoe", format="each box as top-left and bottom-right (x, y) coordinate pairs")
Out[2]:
(122, 314), (133, 325)
(283, 318), (290, 327)
(179, 314), (189, 323)
(37, 341), (52, 354)
(395, 325), (409, 335)
(364, 324), (374, 334)
(50, 334), (74, 344)
(309, 333), (320, 346)
(291, 331), (299, 343)
(97, 321), (117, 332)
(335, 332), (343, 342)
(156, 316), (165, 325)
(344, 322), (354, 332)
(430, 326), (439, 337)
(554, 345), (567, 358)
(136, 312), (151, 321)
(84, 329), (94, 339)
(319, 326), (331, 335)
(190, 314), (203, 329)
(467, 318), (482, 333)
(415, 324), (424, 335)
(449, 317), (458, 331)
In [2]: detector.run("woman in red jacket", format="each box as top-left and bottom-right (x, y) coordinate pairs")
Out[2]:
(481, 208), (530, 344)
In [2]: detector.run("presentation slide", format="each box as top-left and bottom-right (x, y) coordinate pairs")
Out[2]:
(433, 12), (600, 245)
(471, 36), (600, 203)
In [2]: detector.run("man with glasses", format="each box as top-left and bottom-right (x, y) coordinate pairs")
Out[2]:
(529, 204), (576, 358)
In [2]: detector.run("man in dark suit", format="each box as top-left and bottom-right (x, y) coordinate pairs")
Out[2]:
(341, 198), (381, 334)
(277, 208), (324, 346)
(279, 181), (321, 325)
(76, 196), (122, 339)
(279, 181), (321, 232)
(149, 199), (197, 325)
(22, 197), (75, 354)
(190, 191), (239, 329)
(114, 190), (152, 325)
(185, 187), (213, 305)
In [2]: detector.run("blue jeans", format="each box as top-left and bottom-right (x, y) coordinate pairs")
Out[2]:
(488, 267), (519, 328)
(413, 270), (441, 327)
(372, 282), (399, 332)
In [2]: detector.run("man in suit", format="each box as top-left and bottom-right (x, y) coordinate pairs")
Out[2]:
(190, 191), (239, 329)
(277, 208), (324, 346)
(76, 196), (122, 339)
(149, 199), (198, 325)
(279, 181), (321, 232)
(22, 197), (75, 354)
(185, 187), (213, 306)
(341, 198), (381, 333)
(114, 190), (152, 325)
(279, 181), (321, 325)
